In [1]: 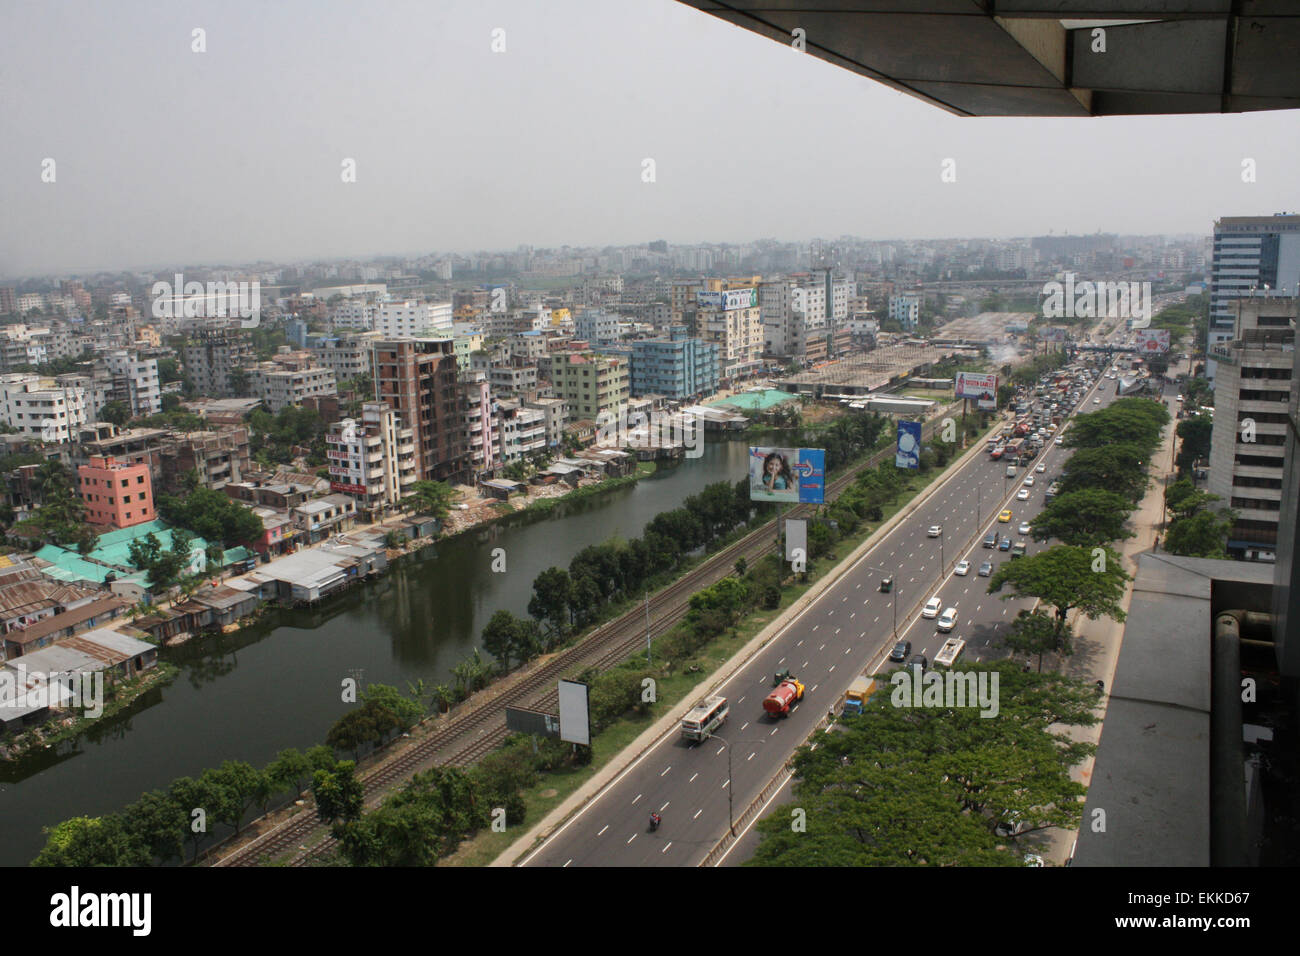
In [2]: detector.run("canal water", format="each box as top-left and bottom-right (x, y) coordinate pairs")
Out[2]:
(0, 437), (784, 865)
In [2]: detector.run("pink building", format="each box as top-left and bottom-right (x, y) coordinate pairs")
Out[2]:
(78, 456), (155, 528)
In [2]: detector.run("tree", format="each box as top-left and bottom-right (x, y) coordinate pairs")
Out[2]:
(100, 400), (132, 426)
(313, 760), (364, 826)
(1030, 488), (1133, 546)
(1165, 508), (1234, 558)
(336, 767), (487, 865)
(1164, 478), (1218, 520)
(1058, 443), (1151, 504)
(1003, 610), (1075, 672)
(155, 486), (264, 546)
(32, 815), (149, 867)
(748, 663), (1097, 866)
(481, 609), (540, 672)
(227, 367), (251, 398)
(402, 480), (455, 521)
(987, 544), (1130, 642)
(1174, 413), (1212, 476)
(122, 790), (188, 865)
(266, 747), (314, 797)
(327, 707), (380, 759)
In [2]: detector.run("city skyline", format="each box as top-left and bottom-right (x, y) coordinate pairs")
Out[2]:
(2, 0), (1296, 276)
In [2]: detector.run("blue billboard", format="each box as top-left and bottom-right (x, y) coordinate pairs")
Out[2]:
(895, 420), (921, 469)
(749, 447), (826, 504)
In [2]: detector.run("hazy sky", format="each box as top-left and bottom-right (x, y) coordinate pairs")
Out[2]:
(2, 0), (1296, 277)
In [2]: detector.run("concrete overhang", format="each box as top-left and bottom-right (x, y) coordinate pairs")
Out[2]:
(675, 2), (1300, 116)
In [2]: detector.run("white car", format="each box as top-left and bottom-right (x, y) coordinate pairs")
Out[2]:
(1016, 488), (1031, 500)
(1018, 521), (1032, 535)
(954, 559), (971, 576)
(922, 596), (943, 619)
(1056, 436), (1064, 445)
(1036, 462), (1047, 473)
(1023, 475), (1035, 486)
(927, 525), (942, 537)
(936, 607), (959, 633)
(1093, 397), (1101, 404)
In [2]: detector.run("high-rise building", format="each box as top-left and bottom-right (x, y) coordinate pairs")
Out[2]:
(889, 293), (921, 330)
(1271, 330), (1300, 677)
(182, 329), (255, 398)
(1208, 214), (1300, 379)
(325, 402), (416, 514)
(1207, 296), (1296, 561)
(548, 351), (630, 423)
(630, 328), (720, 400)
(374, 300), (453, 338)
(0, 374), (89, 443)
(373, 338), (468, 483)
(695, 288), (763, 379)
(103, 350), (161, 418)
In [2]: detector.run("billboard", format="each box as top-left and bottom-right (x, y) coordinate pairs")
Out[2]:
(749, 447), (826, 503)
(896, 420), (922, 469)
(697, 288), (757, 310)
(504, 707), (562, 738)
(1134, 329), (1170, 353)
(954, 371), (998, 403)
(558, 679), (591, 746)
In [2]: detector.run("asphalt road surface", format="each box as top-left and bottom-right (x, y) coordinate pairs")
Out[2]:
(521, 362), (1123, 867)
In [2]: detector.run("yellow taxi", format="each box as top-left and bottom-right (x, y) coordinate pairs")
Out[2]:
(998, 509), (1013, 523)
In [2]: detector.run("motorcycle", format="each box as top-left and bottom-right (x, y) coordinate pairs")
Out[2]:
(649, 813), (661, 832)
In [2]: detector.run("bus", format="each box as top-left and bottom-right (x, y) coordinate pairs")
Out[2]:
(681, 695), (729, 742)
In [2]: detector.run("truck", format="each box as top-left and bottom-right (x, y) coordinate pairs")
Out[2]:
(1004, 438), (1023, 459)
(763, 676), (805, 717)
(990, 444), (1005, 460)
(841, 677), (878, 716)
(934, 637), (966, 668)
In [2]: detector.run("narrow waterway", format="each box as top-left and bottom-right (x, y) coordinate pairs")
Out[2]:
(0, 436), (793, 865)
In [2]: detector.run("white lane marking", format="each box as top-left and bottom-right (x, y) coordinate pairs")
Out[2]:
(803, 660), (810, 668)
(632, 794), (641, 804)
(741, 722), (749, 731)
(722, 779), (729, 789)
(694, 809), (702, 819)
(659, 801), (670, 811)
(812, 625), (819, 632)
(747, 752), (756, 761)
(564, 859), (572, 867)
(660, 766), (671, 777)
(689, 772), (698, 783)
(811, 684), (819, 693)
(796, 640), (804, 647)
(662, 842), (672, 854)
(627, 834), (637, 845)
(770, 727), (779, 736)
(845, 647), (851, 655)
(716, 746), (725, 756)
(598, 825), (609, 836)
(778, 657), (786, 665)
(738, 696), (745, 704)
(835, 628), (841, 635)
(829, 664), (836, 673)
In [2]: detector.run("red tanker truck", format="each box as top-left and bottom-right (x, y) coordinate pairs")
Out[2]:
(763, 676), (806, 717)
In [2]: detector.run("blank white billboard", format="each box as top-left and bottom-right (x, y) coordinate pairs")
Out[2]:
(558, 679), (591, 746)
(785, 518), (807, 563)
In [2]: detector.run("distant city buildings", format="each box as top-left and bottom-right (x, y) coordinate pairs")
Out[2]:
(1208, 214), (1300, 379)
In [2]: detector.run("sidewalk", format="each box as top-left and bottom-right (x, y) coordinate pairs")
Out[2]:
(1041, 384), (1181, 865)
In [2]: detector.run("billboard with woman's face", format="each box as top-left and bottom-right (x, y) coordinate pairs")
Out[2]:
(749, 447), (825, 503)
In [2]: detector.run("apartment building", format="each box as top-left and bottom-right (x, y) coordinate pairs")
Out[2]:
(1207, 296), (1296, 561)
(183, 329), (255, 398)
(247, 352), (337, 412)
(523, 397), (568, 449)
(373, 338), (468, 483)
(331, 301), (377, 331)
(311, 332), (377, 383)
(325, 402), (416, 515)
(630, 327), (720, 400)
(78, 456), (154, 529)
(374, 300), (453, 338)
(103, 350), (161, 417)
(889, 293), (921, 330)
(547, 351), (630, 423)
(158, 428), (251, 493)
(0, 374), (89, 443)
(461, 373), (499, 478)
(574, 310), (622, 345)
(696, 288), (763, 379)
(497, 401), (547, 464)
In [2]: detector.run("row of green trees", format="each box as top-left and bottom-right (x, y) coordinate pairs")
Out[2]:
(33, 745), (345, 866)
(989, 396), (1170, 668)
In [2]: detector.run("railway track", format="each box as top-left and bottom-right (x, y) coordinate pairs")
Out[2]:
(217, 408), (961, 866)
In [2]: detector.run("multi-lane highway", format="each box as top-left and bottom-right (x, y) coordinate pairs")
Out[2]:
(521, 355), (1125, 868)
